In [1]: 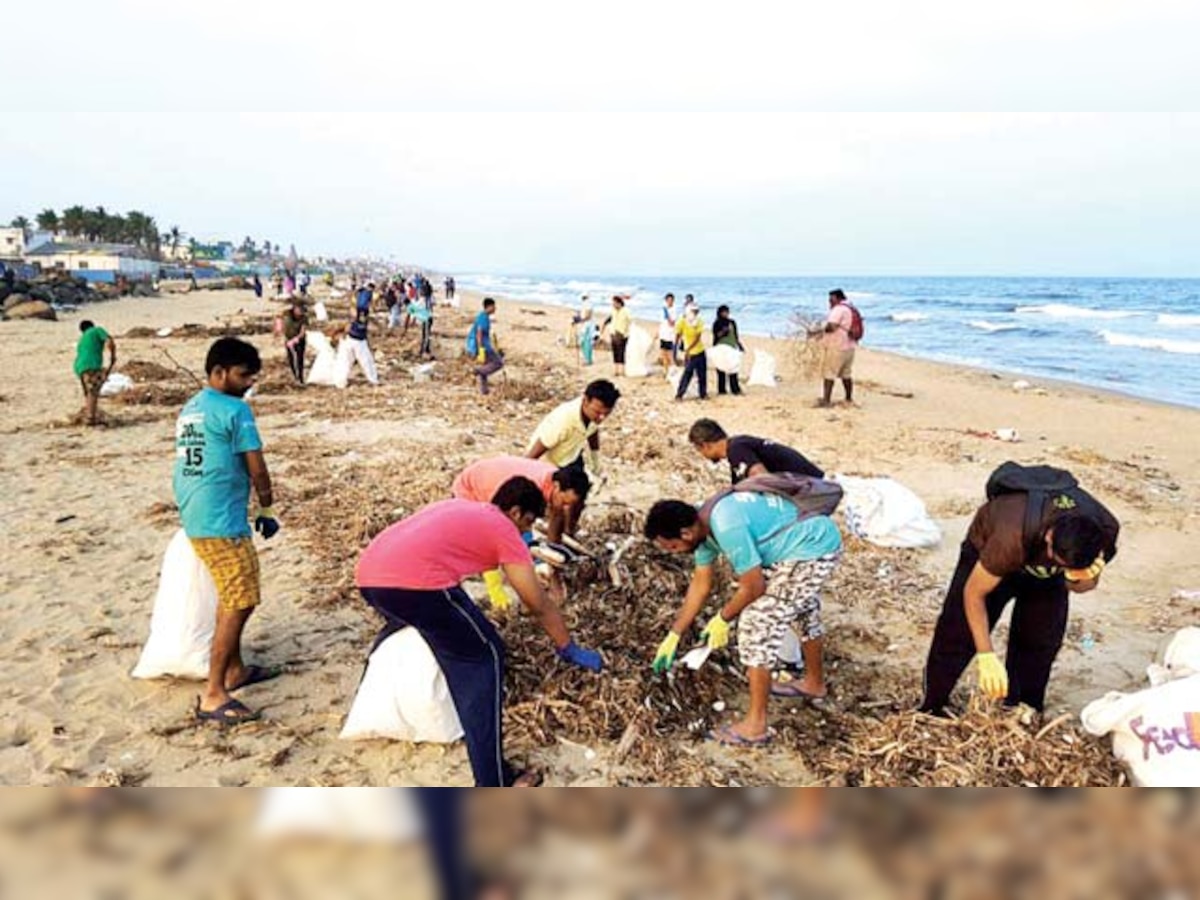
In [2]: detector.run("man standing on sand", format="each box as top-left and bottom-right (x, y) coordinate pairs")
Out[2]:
(645, 488), (843, 746)
(919, 464), (1120, 716)
(674, 300), (708, 401)
(343, 283), (380, 385)
(816, 289), (858, 408)
(174, 337), (282, 725)
(355, 478), (603, 786)
(687, 419), (824, 484)
(282, 299), (308, 384)
(469, 297), (504, 395)
(601, 295), (632, 377)
(658, 293), (678, 375)
(526, 379), (621, 484)
(74, 320), (116, 426)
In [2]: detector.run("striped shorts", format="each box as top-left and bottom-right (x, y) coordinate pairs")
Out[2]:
(738, 553), (841, 669)
(190, 536), (261, 611)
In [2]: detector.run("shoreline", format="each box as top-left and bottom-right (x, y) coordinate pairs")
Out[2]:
(467, 285), (1200, 415)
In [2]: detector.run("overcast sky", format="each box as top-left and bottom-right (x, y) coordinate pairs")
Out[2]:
(3, 1), (1199, 276)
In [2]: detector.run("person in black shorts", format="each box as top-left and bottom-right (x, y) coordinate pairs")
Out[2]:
(688, 418), (824, 484)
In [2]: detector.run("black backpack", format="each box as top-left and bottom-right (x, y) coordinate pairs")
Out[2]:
(699, 472), (843, 541)
(985, 462), (1079, 555)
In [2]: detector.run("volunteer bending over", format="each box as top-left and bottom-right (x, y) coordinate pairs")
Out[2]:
(355, 477), (602, 786)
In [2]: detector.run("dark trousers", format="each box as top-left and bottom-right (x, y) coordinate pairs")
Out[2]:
(675, 352), (708, 399)
(412, 789), (470, 900)
(286, 336), (306, 383)
(717, 370), (741, 395)
(920, 541), (1070, 714)
(475, 350), (504, 394)
(360, 586), (512, 786)
(420, 318), (434, 356)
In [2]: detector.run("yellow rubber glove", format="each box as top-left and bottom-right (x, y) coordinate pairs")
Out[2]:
(701, 613), (731, 651)
(975, 652), (1009, 700)
(652, 632), (680, 674)
(476, 348), (487, 364)
(482, 569), (510, 612)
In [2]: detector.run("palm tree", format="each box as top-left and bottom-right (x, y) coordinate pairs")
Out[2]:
(36, 209), (59, 234)
(61, 205), (87, 239)
(261, 239), (273, 259)
(166, 226), (184, 260)
(9, 216), (30, 239)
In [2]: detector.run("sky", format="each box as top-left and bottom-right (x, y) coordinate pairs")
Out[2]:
(3, 1), (1199, 277)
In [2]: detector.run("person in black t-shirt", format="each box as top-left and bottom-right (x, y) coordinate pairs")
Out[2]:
(688, 418), (824, 484)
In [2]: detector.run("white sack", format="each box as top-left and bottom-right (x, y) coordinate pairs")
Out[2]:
(1081, 672), (1200, 787)
(340, 627), (464, 744)
(131, 529), (217, 680)
(666, 365), (684, 392)
(706, 344), (744, 375)
(305, 331), (341, 387)
(256, 788), (421, 843)
(623, 324), (655, 378)
(1148, 626), (1200, 686)
(747, 349), (777, 388)
(833, 475), (942, 549)
(100, 373), (134, 396)
(313, 300), (329, 321)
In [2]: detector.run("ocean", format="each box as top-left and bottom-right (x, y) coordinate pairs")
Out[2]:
(455, 274), (1200, 409)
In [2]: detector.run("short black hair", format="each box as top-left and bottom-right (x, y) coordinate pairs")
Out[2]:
(717, 305), (730, 316)
(491, 476), (548, 519)
(552, 466), (592, 502)
(611, 295), (624, 307)
(644, 500), (699, 541)
(205, 337), (262, 376)
(483, 297), (496, 309)
(829, 289), (847, 302)
(664, 293), (675, 301)
(685, 293), (694, 302)
(79, 320), (95, 333)
(584, 379), (621, 407)
(1051, 513), (1107, 569)
(688, 418), (727, 445)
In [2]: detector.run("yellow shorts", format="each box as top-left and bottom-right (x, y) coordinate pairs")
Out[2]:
(822, 347), (856, 380)
(189, 536), (261, 611)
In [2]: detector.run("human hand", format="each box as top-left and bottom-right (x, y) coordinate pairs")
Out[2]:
(975, 652), (1009, 700)
(652, 632), (680, 674)
(558, 641), (603, 672)
(476, 348), (487, 364)
(700, 613), (731, 650)
(254, 507), (280, 539)
(482, 569), (510, 611)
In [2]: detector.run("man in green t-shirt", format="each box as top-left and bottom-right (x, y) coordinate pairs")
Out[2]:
(74, 320), (117, 426)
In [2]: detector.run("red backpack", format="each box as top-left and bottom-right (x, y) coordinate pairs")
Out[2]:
(845, 303), (865, 342)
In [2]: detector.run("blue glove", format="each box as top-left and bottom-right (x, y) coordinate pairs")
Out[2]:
(521, 531), (536, 546)
(254, 507), (280, 540)
(558, 641), (603, 672)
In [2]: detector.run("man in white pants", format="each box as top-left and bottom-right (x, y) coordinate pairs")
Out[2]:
(341, 286), (380, 385)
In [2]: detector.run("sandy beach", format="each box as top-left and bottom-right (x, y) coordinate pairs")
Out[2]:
(1, 284), (1198, 787)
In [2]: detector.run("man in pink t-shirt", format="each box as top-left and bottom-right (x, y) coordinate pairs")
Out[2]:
(817, 288), (859, 408)
(355, 476), (603, 787)
(451, 455), (591, 543)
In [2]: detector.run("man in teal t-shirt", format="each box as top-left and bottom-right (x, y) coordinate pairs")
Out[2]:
(173, 337), (282, 726)
(644, 492), (843, 747)
(73, 320), (116, 426)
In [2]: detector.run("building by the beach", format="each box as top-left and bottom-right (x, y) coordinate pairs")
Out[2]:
(24, 241), (158, 282)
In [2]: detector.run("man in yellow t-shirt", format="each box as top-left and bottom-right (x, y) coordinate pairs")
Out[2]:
(674, 302), (708, 401)
(526, 379), (621, 482)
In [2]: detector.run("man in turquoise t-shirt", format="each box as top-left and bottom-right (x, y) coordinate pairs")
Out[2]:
(173, 337), (282, 726)
(644, 491), (843, 747)
(73, 320), (116, 426)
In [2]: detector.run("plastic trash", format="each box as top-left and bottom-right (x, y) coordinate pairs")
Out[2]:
(99, 372), (134, 396)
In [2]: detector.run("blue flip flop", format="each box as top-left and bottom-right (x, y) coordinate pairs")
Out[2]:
(707, 724), (773, 748)
(195, 698), (261, 726)
(227, 664), (283, 692)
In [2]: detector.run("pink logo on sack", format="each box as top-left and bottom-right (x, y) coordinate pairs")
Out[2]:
(1130, 713), (1200, 760)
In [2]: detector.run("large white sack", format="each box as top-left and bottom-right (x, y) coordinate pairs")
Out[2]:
(131, 529), (217, 680)
(623, 324), (655, 377)
(256, 788), (422, 843)
(1148, 626), (1200, 686)
(332, 338), (354, 389)
(1081, 672), (1200, 787)
(306, 331), (341, 387)
(834, 475), (942, 549)
(340, 627), (464, 744)
(706, 344), (743, 375)
(747, 349), (777, 387)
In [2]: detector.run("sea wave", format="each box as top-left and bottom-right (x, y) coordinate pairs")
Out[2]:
(968, 320), (1020, 333)
(1158, 313), (1200, 327)
(1101, 331), (1200, 355)
(1015, 303), (1139, 320)
(889, 312), (928, 323)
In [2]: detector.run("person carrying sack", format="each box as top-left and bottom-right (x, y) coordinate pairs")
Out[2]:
(920, 463), (1120, 716)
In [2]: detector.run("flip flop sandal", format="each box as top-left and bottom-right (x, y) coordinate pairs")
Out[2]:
(195, 698), (261, 726)
(227, 664), (284, 692)
(707, 724), (773, 748)
(770, 681), (828, 702)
